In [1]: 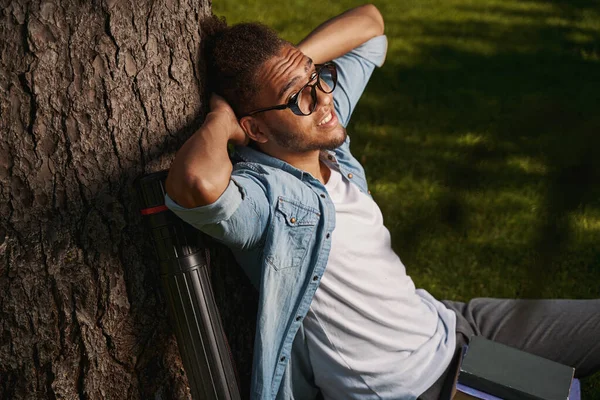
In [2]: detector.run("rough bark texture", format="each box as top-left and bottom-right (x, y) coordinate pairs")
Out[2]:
(0, 0), (257, 398)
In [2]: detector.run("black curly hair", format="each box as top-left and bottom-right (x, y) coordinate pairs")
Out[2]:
(203, 15), (288, 117)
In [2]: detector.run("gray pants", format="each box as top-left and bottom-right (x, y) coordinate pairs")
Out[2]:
(418, 298), (600, 400)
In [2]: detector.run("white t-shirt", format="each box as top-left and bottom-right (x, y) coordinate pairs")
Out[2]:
(303, 162), (455, 399)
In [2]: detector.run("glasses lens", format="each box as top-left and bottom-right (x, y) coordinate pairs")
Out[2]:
(294, 65), (337, 116)
(297, 85), (315, 115)
(318, 64), (336, 94)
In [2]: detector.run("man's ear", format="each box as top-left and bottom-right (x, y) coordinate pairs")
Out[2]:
(239, 116), (269, 144)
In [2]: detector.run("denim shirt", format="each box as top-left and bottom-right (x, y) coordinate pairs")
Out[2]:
(166, 36), (440, 399)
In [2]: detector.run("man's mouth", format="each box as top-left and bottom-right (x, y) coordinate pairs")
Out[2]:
(317, 111), (337, 127)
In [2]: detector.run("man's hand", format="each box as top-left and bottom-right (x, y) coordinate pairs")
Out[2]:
(297, 4), (385, 65)
(165, 95), (244, 208)
(207, 94), (249, 146)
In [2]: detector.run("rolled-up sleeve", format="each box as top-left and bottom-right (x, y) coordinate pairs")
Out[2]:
(333, 34), (388, 127)
(165, 173), (269, 250)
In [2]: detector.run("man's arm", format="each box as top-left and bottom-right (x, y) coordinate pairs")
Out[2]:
(165, 95), (247, 208)
(297, 4), (384, 64)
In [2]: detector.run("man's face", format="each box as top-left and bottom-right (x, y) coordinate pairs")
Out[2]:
(249, 45), (347, 153)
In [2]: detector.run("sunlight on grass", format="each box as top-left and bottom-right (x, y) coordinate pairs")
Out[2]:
(456, 133), (487, 146)
(572, 212), (600, 233)
(505, 156), (547, 175)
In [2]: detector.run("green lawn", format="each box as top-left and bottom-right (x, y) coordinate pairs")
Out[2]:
(213, 0), (600, 397)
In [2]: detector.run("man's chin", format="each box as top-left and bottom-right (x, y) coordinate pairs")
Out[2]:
(321, 126), (347, 150)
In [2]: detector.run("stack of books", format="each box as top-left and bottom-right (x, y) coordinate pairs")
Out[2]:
(451, 336), (580, 400)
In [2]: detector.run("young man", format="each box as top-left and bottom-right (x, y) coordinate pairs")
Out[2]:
(165, 5), (600, 400)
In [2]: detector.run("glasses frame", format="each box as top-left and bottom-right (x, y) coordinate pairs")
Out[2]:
(240, 62), (337, 118)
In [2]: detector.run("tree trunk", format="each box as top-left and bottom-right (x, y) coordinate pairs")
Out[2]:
(0, 1), (256, 398)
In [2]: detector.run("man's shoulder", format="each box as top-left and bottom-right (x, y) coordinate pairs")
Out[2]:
(233, 160), (270, 175)
(232, 159), (296, 182)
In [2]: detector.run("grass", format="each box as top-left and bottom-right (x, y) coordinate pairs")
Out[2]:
(213, 0), (600, 397)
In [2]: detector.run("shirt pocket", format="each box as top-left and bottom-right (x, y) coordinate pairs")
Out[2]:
(266, 196), (320, 271)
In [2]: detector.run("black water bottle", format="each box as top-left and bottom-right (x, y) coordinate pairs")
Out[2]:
(136, 170), (240, 400)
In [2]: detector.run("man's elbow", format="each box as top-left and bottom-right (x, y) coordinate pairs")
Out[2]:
(362, 4), (385, 36)
(166, 169), (221, 209)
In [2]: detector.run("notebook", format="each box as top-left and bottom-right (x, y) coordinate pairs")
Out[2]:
(453, 378), (580, 400)
(453, 337), (576, 400)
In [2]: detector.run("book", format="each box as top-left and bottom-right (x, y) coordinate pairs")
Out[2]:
(456, 336), (575, 400)
(453, 382), (505, 400)
(453, 379), (580, 400)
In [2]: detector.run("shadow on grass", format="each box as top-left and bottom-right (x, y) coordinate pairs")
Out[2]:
(347, 0), (600, 300)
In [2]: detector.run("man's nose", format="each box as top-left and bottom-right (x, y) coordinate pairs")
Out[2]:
(316, 87), (332, 108)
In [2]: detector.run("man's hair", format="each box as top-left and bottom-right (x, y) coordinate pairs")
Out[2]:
(203, 16), (287, 116)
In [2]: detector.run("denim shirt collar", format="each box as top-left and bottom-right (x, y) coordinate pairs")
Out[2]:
(234, 145), (305, 178)
(233, 144), (338, 181)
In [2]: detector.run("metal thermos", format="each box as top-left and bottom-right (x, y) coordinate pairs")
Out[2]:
(137, 170), (240, 400)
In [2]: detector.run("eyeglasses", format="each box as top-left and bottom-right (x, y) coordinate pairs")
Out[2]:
(241, 62), (337, 118)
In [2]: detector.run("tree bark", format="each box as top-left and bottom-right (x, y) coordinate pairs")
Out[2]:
(0, 1), (256, 398)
